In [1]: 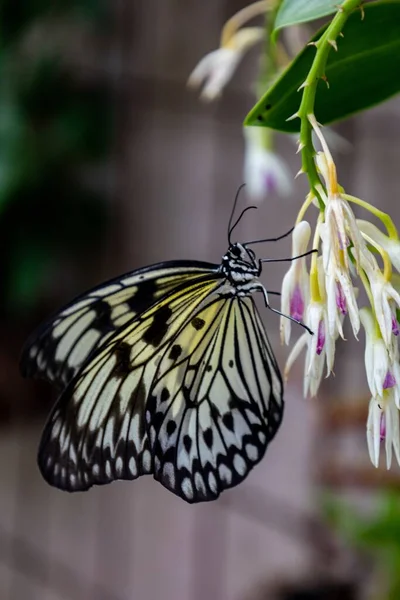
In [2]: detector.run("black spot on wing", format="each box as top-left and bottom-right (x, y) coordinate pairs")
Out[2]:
(131, 379), (147, 421)
(126, 279), (157, 313)
(166, 420), (177, 436)
(182, 386), (196, 408)
(160, 387), (170, 402)
(113, 342), (132, 377)
(191, 317), (205, 330)
(228, 359), (234, 368)
(92, 300), (114, 333)
(203, 428), (213, 449)
(169, 344), (182, 361)
(210, 404), (220, 421)
(222, 413), (234, 432)
(183, 435), (192, 453)
(143, 305), (173, 347)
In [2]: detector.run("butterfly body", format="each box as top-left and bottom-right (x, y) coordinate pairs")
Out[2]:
(21, 241), (284, 503)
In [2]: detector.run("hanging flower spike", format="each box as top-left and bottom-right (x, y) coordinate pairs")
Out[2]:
(309, 117), (373, 339)
(280, 220), (311, 345)
(310, 117), (374, 272)
(243, 127), (292, 202)
(188, 1), (270, 101)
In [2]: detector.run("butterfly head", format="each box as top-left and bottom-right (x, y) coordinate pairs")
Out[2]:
(220, 242), (261, 284)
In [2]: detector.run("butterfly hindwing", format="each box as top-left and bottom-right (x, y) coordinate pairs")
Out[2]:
(20, 261), (216, 389)
(147, 295), (283, 502)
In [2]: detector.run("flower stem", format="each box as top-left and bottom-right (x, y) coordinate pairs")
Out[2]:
(221, 0), (272, 46)
(343, 193), (399, 240)
(362, 232), (392, 282)
(296, 192), (314, 224)
(310, 216), (322, 302)
(297, 0), (361, 208)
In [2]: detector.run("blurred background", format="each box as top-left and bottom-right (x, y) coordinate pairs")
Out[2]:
(1, 1), (400, 599)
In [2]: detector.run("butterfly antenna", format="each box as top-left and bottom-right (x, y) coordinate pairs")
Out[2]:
(261, 249), (316, 263)
(228, 206), (258, 245)
(227, 184), (247, 245)
(244, 226), (294, 246)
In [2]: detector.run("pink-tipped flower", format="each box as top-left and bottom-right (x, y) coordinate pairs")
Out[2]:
(392, 314), (400, 336)
(244, 128), (292, 202)
(285, 296), (335, 398)
(360, 307), (400, 407)
(280, 221), (311, 345)
(319, 205), (362, 339)
(361, 252), (400, 349)
(367, 395), (400, 469)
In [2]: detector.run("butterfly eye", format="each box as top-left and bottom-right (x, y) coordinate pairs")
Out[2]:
(231, 246), (241, 257)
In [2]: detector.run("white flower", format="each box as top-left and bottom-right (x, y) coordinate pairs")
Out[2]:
(357, 219), (400, 273)
(188, 27), (264, 101)
(362, 306), (400, 468)
(285, 296), (335, 398)
(362, 254), (400, 349)
(360, 308), (399, 399)
(280, 221), (311, 345)
(320, 221), (360, 339)
(244, 127), (292, 202)
(316, 153), (373, 273)
(367, 393), (400, 469)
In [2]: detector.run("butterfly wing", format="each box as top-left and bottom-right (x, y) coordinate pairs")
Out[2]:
(37, 274), (221, 492)
(148, 295), (283, 502)
(37, 272), (283, 502)
(20, 261), (216, 388)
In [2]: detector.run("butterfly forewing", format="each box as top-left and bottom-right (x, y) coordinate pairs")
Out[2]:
(37, 276), (221, 491)
(20, 262), (216, 388)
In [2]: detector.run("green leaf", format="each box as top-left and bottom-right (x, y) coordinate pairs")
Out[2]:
(274, 0), (340, 34)
(245, 1), (400, 132)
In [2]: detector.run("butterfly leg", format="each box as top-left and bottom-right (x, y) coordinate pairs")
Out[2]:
(255, 284), (313, 335)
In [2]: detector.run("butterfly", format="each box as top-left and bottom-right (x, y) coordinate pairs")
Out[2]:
(20, 190), (310, 503)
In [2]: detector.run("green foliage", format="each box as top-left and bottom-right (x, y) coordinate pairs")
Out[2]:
(273, 0), (341, 37)
(0, 0), (112, 314)
(323, 492), (400, 600)
(245, 1), (400, 132)
(0, 0), (108, 43)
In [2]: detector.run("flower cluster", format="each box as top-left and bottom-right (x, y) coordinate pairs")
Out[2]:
(282, 116), (400, 469)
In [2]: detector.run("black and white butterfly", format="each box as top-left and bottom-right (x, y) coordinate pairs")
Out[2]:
(20, 193), (310, 503)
